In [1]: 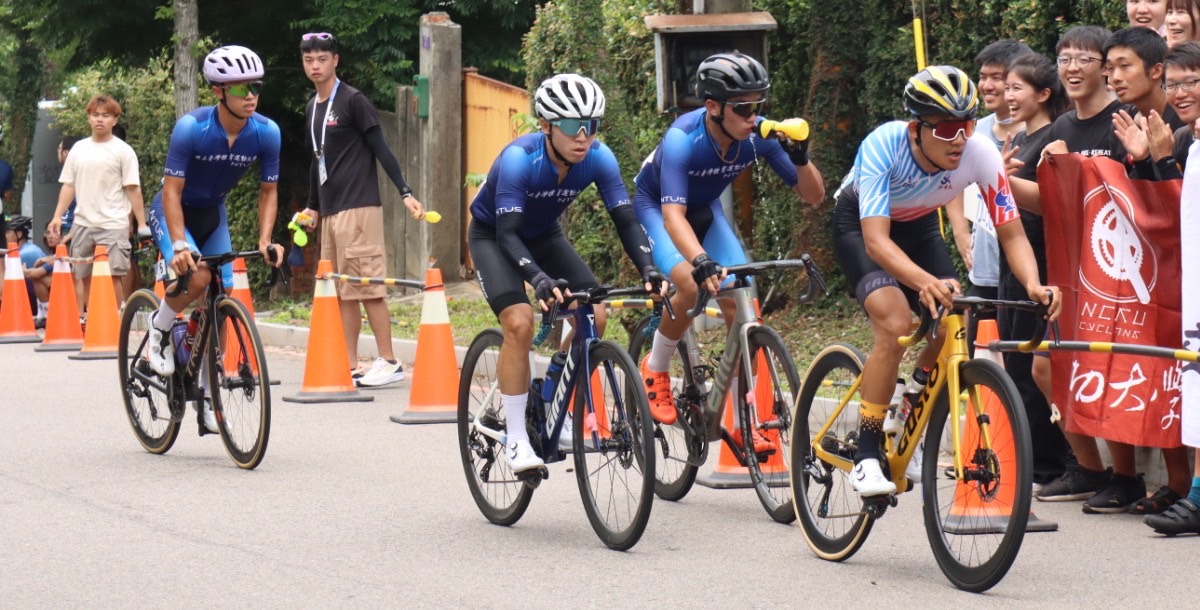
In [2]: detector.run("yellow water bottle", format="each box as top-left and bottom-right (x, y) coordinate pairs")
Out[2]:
(758, 118), (809, 142)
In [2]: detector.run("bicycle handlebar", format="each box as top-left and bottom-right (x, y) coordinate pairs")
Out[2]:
(533, 282), (668, 346)
(686, 254), (827, 319)
(900, 295), (1052, 351)
(164, 248), (285, 298)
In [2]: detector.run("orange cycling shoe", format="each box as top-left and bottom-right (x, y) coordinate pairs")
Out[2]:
(731, 427), (775, 454)
(640, 355), (677, 424)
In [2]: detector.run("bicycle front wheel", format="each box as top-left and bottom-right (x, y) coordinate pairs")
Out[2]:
(574, 340), (655, 551)
(209, 297), (271, 469)
(737, 326), (802, 524)
(119, 289), (182, 454)
(458, 329), (533, 526)
(627, 315), (699, 501)
(923, 358), (1031, 593)
(790, 342), (874, 561)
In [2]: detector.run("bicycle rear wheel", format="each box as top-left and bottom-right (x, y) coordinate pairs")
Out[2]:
(209, 297), (271, 469)
(737, 326), (801, 524)
(627, 315), (699, 501)
(458, 329), (534, 526)
(790, 343), (874, 560)
(574, 340), (655, 550)
(119, 289), (182, 454)
(923, 358), (1031, 592)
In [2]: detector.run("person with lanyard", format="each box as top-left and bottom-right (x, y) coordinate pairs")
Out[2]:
(467, 73), (664, 474)
(144, 45), (285, 434)
(298, 32), (424, 389)
(634, 51), (825, 443)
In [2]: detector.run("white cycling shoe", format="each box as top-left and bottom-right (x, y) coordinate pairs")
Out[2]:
(506, 438), (544, 473)
(147, 326), (176, 376)
(852, 458), (898, 497)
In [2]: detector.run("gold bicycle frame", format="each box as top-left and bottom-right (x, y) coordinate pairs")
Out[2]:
(809, 311), (994, 493)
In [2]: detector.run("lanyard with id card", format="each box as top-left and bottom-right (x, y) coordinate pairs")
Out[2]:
(311, 79), (341, 185)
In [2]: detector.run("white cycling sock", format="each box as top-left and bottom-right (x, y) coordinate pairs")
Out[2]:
(153, 301), (179, 332)
(37, 300), (48, 318)
(502, 393), (529, 444)
(647, 331), (680, 372)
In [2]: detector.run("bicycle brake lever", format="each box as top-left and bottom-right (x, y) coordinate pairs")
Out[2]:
(660, 284), (677, 321)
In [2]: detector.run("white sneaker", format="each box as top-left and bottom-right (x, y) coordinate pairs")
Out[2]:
(906, 440), (924, 484)
(356, 357), (405, 387)
(506, 438), (544, 473)
(852, 458), (897, 497)
(147, 326), (175, 376)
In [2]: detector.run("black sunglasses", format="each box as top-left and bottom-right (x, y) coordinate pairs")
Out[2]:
(723, 99), (767, 118)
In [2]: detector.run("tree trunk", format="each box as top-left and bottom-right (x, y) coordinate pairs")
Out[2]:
(173, 0), (199, 118)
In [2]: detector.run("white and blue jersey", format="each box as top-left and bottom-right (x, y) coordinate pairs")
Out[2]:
(148, 105), (281, 288)
(838, 120), (1018, 227)
(633, 108), (799, 274)
(469, 133), (631, 238)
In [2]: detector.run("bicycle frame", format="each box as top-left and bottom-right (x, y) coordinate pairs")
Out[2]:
(684, 283), (764, 441)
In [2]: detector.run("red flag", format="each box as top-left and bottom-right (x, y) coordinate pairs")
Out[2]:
(1039, 154), (1183, 449)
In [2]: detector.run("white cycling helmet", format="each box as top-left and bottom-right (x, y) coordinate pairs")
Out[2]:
(204, 45), (265, 84)
(534, 74), (605, 120)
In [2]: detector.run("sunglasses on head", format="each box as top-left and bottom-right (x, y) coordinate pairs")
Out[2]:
(723, 99), (767, 118)
(551, 118), (601, 136)
(302, 32), (334, 41)
(223, 81), (264, 97)
(918, 118), (975, 141)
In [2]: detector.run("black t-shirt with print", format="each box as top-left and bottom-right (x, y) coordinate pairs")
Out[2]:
(305, 81), (383, 215)
(1174, 125), (1195, 171)
(1044, 99), (1128, 162)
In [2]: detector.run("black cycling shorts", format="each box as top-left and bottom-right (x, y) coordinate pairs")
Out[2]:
(469, 220), (599, 316)
(831, 187), (957, 313)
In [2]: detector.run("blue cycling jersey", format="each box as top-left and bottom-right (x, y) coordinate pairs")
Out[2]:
(633, 108), (798, 210)
(469, 133), (631, 238)
(162, 106), (281, 208)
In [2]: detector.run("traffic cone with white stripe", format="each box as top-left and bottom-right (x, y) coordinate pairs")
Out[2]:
(0, 241), (41, 344)
(942, 319), (1057, 533)
(70, 245), (120, 360)
(36, 245), (84, 352)
(391, 267), (459, 424)
(282, 259), (373, 403)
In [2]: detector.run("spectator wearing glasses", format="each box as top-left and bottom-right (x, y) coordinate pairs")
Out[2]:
(298, 32), (424, 389)
(142, 45), (285, 435)
(466, 73), (663, 473)
(48, 94), (148, 313)
(634, 51), (824, 433)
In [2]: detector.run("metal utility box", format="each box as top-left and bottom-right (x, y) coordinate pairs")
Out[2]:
(644, 12), (777, 113)
(413, 74), (430, 118)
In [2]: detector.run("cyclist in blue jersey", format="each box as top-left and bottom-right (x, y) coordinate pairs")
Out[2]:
(468, 74), (663, 473)
(832, 66), (1061, 496)
(144, 45), (284, 433)
(636, 51), (825, 438)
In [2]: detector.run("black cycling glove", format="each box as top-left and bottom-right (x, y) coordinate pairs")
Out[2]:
(784, 136), (810, 167)
(532, 272), (559, 305)
(690, 254), (722, 288)
(641, 266), (666, 293)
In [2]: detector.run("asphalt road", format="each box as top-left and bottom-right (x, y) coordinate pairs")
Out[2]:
(2, 342), (1196, 606)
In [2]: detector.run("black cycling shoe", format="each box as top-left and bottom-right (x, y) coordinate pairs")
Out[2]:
(1143, 499), (1200, 536)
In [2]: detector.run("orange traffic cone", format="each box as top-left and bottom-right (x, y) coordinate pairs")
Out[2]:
(0, 241), (42, 344)
(391, 267), (459, 424)
(222, 257), (277, 385)
(942, 319), (1056, 533)
(283, 259), (373, 403)
(0, 241), (41, 344)
(697, 350), (779, 489)
(36, 245), (84, 352)
(69, 245), (120, 360)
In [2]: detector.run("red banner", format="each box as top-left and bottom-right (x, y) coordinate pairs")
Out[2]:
(1039, 154), (1183, 449)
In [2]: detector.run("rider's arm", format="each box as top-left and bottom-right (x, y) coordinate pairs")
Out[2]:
(757, 130), (825, 205)
(492, 146), (545, 282)
(943, 192), (973, 270)
(257, 181), (280, 251)
(1007, 175), (1042, 214)
(792, 162), (825, 204)
(662, 204), (706, 263)
(657, 128), (706, 260)
(161, 176), (188, 245)
(593, 144), (655, 273)
(980, 153), (1044, 295)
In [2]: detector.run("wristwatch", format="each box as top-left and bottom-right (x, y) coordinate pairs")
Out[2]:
(172, 240), (190, 253)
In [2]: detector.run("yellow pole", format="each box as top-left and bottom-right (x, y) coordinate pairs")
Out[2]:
(913, 17), (927, 70)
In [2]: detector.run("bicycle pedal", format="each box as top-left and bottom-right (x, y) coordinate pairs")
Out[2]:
(517, 466), (549, 489)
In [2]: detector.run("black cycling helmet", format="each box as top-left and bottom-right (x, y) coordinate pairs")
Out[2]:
(7, 215), (32, 238)
(903, 65), (979, 120)
(696, 51), (769, 101)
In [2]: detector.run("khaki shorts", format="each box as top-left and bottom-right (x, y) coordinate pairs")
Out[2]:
(320, 206), (387, 300)
(70, 225), (131, 277)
